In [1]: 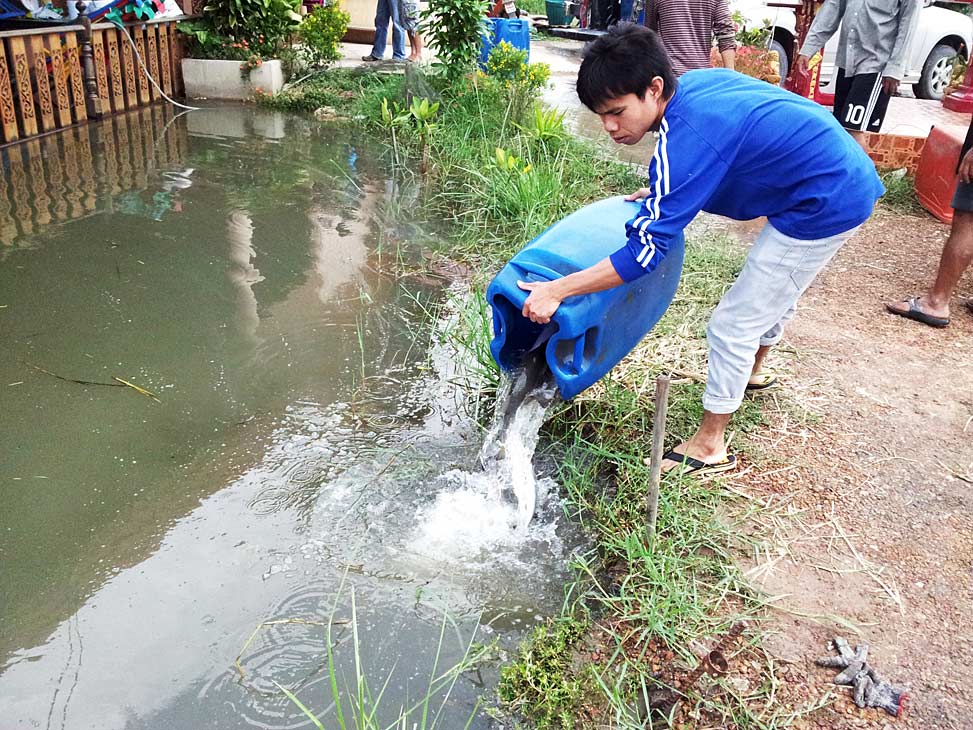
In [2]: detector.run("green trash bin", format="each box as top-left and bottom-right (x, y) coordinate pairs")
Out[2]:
(545, 0), (567, 25)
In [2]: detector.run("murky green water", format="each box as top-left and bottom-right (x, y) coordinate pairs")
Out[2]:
(0, 105), (580, 729)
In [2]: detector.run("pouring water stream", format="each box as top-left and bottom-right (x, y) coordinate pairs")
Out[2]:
(478, 350), (559, 533)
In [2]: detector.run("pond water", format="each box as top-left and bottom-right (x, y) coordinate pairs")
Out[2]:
(0, 105), (582, 729)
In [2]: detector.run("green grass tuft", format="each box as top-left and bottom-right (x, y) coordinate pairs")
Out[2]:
(877, 168), (925, 216)
(498, 616), (592, 729)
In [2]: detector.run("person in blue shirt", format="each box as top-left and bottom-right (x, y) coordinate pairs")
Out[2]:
(518, 23), (884, 476)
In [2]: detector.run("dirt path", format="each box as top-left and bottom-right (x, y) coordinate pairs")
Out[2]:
(725, 208), (973, 729)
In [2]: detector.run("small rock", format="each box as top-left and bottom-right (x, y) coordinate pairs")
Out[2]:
(314, 106), (340, 121)
(729, 676), (750, 693)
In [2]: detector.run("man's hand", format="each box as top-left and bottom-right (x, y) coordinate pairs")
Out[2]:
(794, 54), (809, 76)
(882, 76), (899, 95)
(518, 280), (563, 324)
(624, 188), (651, 202)
(960, 148), (973, 184)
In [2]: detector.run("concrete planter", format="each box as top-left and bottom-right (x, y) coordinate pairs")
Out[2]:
(182, 58), (284, 100)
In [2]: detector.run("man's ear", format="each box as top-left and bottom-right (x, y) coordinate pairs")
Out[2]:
(649, 76), (666, 99)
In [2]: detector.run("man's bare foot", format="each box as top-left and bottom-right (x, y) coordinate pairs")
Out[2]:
(658, 438), (730, 474)
(886, 295), (949, 320)
(408, 54), (422, 62)
(885, 295), (951, 327)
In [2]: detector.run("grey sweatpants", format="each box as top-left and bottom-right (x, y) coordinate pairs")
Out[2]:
(703, 221), (860, 415)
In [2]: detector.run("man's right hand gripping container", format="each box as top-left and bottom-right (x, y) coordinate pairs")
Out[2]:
(486, 196), (685, 400)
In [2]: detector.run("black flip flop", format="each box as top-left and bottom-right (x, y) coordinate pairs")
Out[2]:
(885, 297), (949, 328)
(662, 450), (737, 477)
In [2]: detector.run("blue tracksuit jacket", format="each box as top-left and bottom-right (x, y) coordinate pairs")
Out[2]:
(609, 68), (885, 282)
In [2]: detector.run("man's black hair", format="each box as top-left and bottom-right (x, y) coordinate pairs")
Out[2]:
(576, 23), (677, 111)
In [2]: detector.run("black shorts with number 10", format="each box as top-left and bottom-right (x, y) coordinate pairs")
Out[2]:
(832, 68), (891, 134)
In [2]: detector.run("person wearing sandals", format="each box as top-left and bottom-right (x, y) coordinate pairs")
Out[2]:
(399, 0), (422, 62)
(516, 24), (883, 477)
(885, 120), (973, 328)
(362, 0), (406, 62)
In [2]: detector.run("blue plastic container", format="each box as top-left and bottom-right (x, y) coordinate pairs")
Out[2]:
(487, 197), (685, 400)
(479, 18), (531, 68)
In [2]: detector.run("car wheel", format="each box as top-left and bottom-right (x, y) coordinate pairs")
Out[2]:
(914, 43), (959, 100)
(769, 39), (789, 86)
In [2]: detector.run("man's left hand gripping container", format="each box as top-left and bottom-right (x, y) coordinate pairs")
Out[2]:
(487, 196), (685, 400)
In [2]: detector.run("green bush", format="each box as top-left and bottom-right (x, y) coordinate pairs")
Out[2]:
(515, 0), (545, 14)
(731, 9), (771, 47)
(179, 0), (301, 59)
(298, 2), (350, 69)
(421, 0), (490, 81)
(485, 41), (550, 90)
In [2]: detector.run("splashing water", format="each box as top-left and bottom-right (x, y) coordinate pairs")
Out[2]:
(479, 392), (554, 533)
(411, 352), (558, 556)
(481, 350), (558, 530)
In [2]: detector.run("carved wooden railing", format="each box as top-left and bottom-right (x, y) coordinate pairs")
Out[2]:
(0, 17), (185, 145)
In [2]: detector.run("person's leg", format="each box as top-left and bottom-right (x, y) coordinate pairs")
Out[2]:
(750, 344), (773, 382)
(928, 209), (973, 311)
(664, 222), (859, 471)
(399, 0), (421, 60)
(366, 0), (391, 59)
(388, 0), (406, 60)
(745, 298), (797, 388)
(407, 30), (423, 61)
(833, 71), (887, 152)
(886, 208), (973, 321)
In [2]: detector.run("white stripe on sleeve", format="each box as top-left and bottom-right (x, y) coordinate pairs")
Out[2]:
(636, 119), (671, 270)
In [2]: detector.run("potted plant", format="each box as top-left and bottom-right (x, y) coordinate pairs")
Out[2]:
(710, 11), (781, 85)
(178, 0), (302, 100)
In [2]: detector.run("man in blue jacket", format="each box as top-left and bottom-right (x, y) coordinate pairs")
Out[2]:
(518, 23), (884, 476)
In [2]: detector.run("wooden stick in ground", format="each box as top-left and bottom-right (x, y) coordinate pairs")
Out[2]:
(646, 374), (670, 542)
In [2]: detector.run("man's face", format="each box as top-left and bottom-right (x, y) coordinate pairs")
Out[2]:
(593, 79), (665, 145)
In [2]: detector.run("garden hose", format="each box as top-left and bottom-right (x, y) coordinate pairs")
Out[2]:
(108, 16), (201, 111)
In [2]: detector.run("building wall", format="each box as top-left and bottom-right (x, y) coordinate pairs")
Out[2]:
(346, 0), (377, 32)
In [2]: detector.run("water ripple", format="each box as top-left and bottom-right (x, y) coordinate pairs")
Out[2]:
(197, 587), (346, 730)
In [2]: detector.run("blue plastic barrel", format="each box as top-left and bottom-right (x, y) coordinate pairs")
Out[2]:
(479, 18), (532, 68)
(495, 18), (530, 60)
(486, 197), (685, 400)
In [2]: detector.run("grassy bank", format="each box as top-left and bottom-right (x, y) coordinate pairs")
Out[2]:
(260, 67), (821, 728)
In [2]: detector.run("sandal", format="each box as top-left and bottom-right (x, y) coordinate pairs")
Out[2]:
(746, 373), (778, 391)
(662, 450), (737, 477)
(885, 297), (949, 328)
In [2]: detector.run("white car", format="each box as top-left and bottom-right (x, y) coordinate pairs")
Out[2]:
(732, 0), (973, 99)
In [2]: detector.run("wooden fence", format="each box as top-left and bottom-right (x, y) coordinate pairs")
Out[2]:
(0, 17), (185, 145)
(0, 103), (190, 246)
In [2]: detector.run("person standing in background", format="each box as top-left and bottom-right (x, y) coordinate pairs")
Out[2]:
(886, 118), (973, 327)
(794, 0), (919, 148)
(644, 0), (736, 75)
(362, 0), (406, 62)
(399, 0), (423, 62)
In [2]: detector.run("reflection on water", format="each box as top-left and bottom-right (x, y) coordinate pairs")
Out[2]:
(0, 105), (582, 729)
(0, 106), (191, 248)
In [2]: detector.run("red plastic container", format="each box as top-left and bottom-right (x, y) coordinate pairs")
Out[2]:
(914, 125), (964, 225)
